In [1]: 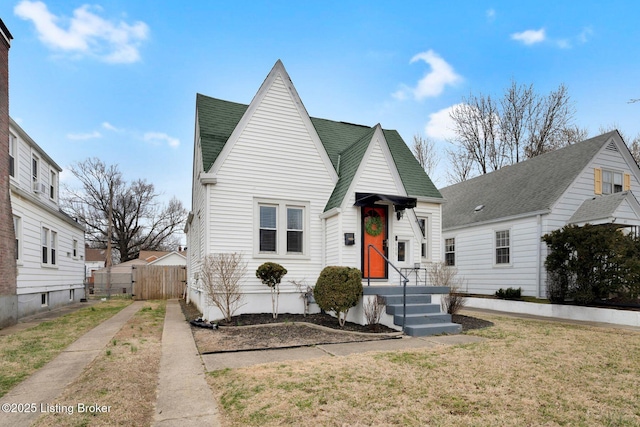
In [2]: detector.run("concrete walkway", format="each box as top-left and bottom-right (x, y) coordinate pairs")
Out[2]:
(201, 333), (486, 371)
(0, 301), (143, 427)
(153, 299), (220, 426)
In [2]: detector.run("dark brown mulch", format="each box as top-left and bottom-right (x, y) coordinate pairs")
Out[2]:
(179, 299), (492, 333)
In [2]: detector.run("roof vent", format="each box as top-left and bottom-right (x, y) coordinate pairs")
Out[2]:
(474, 205), (485, 212)
(605, 141), (618, 152)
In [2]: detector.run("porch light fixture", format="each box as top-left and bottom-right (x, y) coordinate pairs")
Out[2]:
(396, 210), (404, 220)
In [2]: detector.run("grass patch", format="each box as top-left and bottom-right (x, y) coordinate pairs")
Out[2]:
(207, 313), (640, 426)
(0, 299), (132, 398)
(33, 300), (166, 427)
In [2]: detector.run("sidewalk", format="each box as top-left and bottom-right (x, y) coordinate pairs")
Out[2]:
(201, 333), (486, 371)
(153, 299), (220, 426)
(0, 301), (143, 427)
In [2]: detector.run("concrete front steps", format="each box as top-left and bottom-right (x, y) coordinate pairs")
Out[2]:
(363, 286), (462, 336)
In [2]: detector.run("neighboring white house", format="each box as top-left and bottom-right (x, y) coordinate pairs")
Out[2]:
(440, 131), (640, 298)
(185, 60), (445, 323)
(9, 118), (86, 317)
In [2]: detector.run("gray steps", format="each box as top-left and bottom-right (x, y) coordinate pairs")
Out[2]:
(365, 285), (461, 337)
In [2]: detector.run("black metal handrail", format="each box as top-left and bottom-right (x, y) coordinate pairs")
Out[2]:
(400, 267), (429, 286)
(366, 244), (410, 332)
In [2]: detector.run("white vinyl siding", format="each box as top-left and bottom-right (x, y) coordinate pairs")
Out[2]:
(203, 73), (335, 294)
(443, 217), (540, 296)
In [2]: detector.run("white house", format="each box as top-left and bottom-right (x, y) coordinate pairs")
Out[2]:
(440, 131), (640, 298)
(185, 61), (458, 335)
(9, 118), (86, 317)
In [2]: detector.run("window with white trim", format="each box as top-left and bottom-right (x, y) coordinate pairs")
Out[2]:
(259, 205), (277, 253)
(255, 200), (308, 257)
(286, 207), (303, 253)
(13, 215), (21, 261)
(445, 238), (455, 266)
(495, 230), (510, 265)
(41, 292), (48, 307)
(602, 170), (623, 194)
(41, 227), (57, 266)
(9, 132), (16, 178)
(418, 217), (428, 259)
(50, 169), (57, 200)
(73, 239), (78, 259)
(32, 154), (39, 185)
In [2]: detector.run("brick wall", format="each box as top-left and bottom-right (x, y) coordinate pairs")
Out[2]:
(0, 21), (16, 301)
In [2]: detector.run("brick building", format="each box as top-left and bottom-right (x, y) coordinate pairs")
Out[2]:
(0, 19), (16, 328)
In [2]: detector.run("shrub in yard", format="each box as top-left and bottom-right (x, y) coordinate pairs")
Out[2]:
(430, 262), (467, 315)
(314, 266), (363, 327)
(201, 253), (247, 322)
(363, 295), (386, 330)
(495, 287), (522, 300)
(542, 224), (639, 304)
(256, 262), (288, 319)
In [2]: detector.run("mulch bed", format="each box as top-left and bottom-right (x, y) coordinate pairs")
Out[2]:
(179, 299), (493, 353)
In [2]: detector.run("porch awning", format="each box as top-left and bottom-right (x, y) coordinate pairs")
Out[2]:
(354, 192), (417, 211)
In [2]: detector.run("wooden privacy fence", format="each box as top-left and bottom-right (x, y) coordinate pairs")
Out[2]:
(132, 265), (187, 300)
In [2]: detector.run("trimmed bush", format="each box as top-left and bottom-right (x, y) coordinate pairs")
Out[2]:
(314, 266), (363, 327)
(495, 287), (522, 300)
(256, 262), (288, 319)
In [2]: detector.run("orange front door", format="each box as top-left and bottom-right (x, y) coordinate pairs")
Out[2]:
(362, 206), (387, 279)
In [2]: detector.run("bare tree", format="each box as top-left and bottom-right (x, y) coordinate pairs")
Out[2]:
(412, 134), (439, 176)
(629, 136), (640, 165)
(449, 81), (579, 179)
(200, 253), (247, 322)
(445, 148), (474, 184)
(524, 83), (575, 157)
(449, 93), (504, 175)
(62, 158), (187, 262)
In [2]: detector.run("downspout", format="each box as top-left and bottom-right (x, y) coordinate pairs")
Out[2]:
(536, 214), (542, 298)
(321, 216), (326, 268)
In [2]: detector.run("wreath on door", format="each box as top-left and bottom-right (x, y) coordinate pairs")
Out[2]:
(364, 211), (384, 237)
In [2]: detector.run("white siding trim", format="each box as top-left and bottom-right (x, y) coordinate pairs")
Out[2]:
(210, 62), (338, 183)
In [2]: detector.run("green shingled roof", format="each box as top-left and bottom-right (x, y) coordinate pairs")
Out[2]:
(195, 92), (442, 211)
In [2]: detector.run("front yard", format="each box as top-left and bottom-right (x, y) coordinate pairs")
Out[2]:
(206, 312), (640, 426)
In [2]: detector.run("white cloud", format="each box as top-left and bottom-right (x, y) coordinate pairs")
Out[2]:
(66, 130), (102, 140)
(14, 1), (149, 63)
(102, 121), (121, 132)
(578, 27), (593, 44)
(394, 50), (462, 101)
(486, 9), (496, 22)
(511, 28), (546, 45)
(424, 104), (460, 140)
(143, 132), (180, 148)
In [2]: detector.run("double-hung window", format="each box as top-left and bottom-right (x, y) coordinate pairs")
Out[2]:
(602, 170), (623, 194)
(42, 227), (49, 264)
(13, 215), (21, 261)
(256, 199), (308, 258)
(418, 217), (429, 260)
(41, 227), (57, 266)
(259, 205), (277, 252)
(9, 133), (16, 178)
(286, 207), (303, 253)
(495, 230), (510, 265)
(444, 238), (455, 266)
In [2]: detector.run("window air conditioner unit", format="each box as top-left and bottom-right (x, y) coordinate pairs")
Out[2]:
(33, 182), (47, 194)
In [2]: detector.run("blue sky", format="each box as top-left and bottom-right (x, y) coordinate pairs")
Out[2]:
(1, 0), (639, 210)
